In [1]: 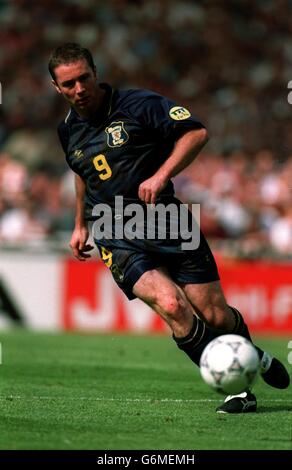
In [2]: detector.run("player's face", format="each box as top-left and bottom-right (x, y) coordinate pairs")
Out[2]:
(52, 59), (100, 116)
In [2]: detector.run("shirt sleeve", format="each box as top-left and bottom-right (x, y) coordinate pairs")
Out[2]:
(128, 92), (205, 140)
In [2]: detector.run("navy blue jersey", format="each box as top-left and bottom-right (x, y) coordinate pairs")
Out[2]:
(58, 83), (204, 252)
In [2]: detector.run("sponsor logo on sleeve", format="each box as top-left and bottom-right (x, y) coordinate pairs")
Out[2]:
(169, 106), (191, 120)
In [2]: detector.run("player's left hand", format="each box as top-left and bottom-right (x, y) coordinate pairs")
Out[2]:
(138, 175), (168, 205)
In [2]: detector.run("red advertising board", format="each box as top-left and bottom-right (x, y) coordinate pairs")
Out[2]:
(63, 259), (167, 333)
(219, 259), (292, 333)
(62, 258), (292, 334)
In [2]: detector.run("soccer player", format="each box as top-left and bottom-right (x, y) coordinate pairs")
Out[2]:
(49, 43), (290, 413)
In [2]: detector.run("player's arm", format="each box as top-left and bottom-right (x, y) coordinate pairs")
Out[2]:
(70, 174), (94, 261)
(138, 127), (208, 205)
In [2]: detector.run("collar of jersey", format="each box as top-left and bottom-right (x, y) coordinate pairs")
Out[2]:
(65, 83), (114, 125)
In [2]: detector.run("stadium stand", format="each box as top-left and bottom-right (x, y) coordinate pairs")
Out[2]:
(0, 0), (291, 257)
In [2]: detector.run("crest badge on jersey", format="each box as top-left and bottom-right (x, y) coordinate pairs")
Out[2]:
(169, 106), (191, 120)
(105, 121), (129, 147)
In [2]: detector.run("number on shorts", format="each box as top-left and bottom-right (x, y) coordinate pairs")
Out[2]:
(100, 246), (112, 267)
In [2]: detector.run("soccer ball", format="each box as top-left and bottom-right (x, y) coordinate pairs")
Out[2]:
(199, 334), (260, 395)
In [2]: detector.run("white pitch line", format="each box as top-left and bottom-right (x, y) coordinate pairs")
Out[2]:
(0, 396), (291, 403)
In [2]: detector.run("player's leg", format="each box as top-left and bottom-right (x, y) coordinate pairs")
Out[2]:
(165, 238), (254, 367)
(99, 245), (289, 414)
(179, 280), (289, 413)
(133, 270), (260, 413)
(98, 245), (199, 337)
(172, 280), (249, 365)
(99, 246), (227, 378)
(178, 280), (257, 413)
(166, 229), (290, 392)
(132, 267), (197, 337)
(165, 235), (289, 412)
(132, 264), (240, 353)
(182, 280), (289, 391)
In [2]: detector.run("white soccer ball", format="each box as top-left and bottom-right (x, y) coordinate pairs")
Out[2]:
(199, 334), (260, 395)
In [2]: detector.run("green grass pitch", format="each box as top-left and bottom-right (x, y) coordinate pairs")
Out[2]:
(0, 331), (291, 450)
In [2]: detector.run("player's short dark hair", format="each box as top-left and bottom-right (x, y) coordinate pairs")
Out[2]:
(48, 43), (95, 80)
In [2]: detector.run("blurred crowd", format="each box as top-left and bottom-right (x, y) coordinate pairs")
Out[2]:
(176, 150), (292, 256)
(0, 0), (291, 256)
(1, 148), (291, 257)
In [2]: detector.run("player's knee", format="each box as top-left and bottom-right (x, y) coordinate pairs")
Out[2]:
(203, 306), (234, 332)
(158, 295), (189, 322)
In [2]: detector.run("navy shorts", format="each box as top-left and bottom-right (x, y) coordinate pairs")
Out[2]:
(97, 232), (220, 300)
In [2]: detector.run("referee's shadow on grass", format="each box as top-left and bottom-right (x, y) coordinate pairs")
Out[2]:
(257, 405), (292, 413)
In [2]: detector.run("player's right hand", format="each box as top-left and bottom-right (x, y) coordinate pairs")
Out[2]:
(69, 226), (94, 261)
